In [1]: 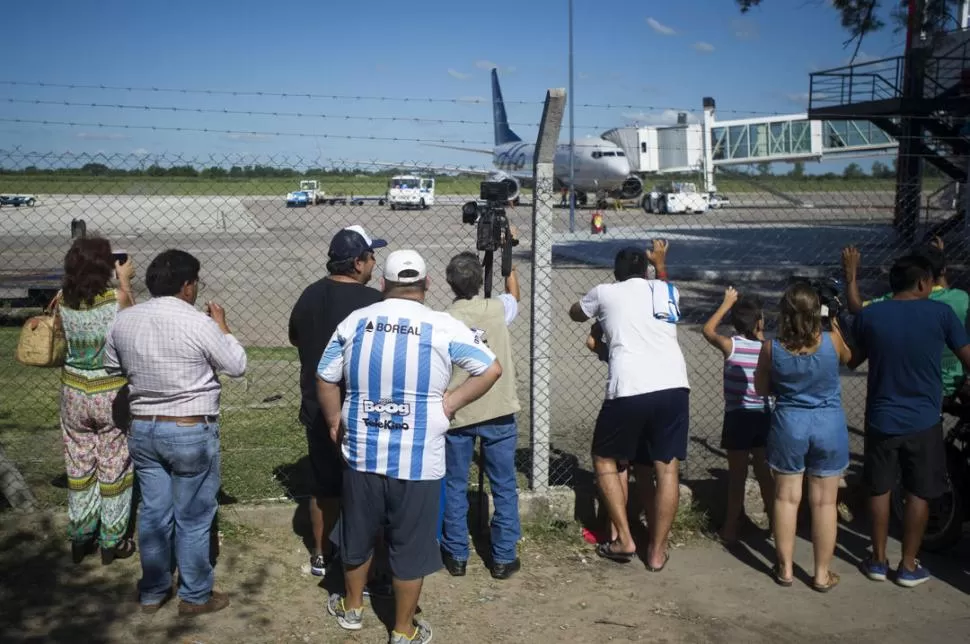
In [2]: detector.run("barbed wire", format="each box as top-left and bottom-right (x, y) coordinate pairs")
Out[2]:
(0, 118), (494, 146)
(0, 96), (592, 131)
(0, 79), (785, 116)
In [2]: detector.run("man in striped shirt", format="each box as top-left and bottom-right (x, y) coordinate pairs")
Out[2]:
(317, 249), (502, 644)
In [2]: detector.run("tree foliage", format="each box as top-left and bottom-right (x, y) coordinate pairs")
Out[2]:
(736, 1), (959, 61)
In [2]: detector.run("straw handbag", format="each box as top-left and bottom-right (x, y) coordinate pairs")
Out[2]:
(14, 292), (67, 367)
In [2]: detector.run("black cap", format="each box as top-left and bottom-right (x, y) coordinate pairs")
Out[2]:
(328, 225), (388, 262)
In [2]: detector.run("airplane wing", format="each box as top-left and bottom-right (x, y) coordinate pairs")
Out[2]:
(423, 143), (493, 155)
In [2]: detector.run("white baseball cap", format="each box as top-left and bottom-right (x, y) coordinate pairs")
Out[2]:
(384, 249), (427, 284)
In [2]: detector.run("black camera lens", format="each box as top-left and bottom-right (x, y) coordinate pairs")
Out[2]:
(462, 201), (479, 224)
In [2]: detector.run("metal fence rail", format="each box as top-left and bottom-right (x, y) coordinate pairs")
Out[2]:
(0, 148), (965, 512)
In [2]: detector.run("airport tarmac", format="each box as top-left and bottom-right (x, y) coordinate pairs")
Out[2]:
(0, 192), (921, 481)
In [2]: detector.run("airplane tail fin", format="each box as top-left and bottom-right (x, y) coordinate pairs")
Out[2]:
(491, 69), (522, 146)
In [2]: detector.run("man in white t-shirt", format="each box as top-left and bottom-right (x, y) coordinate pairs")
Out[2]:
(317, 249), (502, 644)
(569, 240), (690, 572)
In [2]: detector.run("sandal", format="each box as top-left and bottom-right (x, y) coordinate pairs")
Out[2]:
(595, 541), (636, 563)
(773, 564), (794, 587)
(71, 539), (98, 565)
(102, 537), (137, 565)
(645, 552), (669, 573)
(812, 571), (840, 593)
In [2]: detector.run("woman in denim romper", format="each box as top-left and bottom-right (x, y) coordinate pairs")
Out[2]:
(755, 283), (852, 592)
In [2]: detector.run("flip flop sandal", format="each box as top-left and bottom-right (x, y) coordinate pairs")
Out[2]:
(812, 571), (840, 593)
(646, 552), (670, 573)
(773, 564), (794, 587)
(595, 541), (636, 563)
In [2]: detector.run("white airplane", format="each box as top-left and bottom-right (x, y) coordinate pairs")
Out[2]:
(428, 69), (644, 206)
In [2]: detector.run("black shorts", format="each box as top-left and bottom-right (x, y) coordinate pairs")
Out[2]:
(304, 416), (345, 498)
(864, 422), (948, 500)
(592, 388), (690, 465)
(720, 408), (771, 451)
(339, 469), (442, 581)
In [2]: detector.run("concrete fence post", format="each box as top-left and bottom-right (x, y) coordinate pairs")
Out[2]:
(530, 88), (566, 493)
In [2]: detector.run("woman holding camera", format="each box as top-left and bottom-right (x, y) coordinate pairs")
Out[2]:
(754, 282), (852, 592)
(59, 236), (137, 564)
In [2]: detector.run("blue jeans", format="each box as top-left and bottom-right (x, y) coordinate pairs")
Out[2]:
(129, 417), (221, 605)
(441, 415), (520, 565)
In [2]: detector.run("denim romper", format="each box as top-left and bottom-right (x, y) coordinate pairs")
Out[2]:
(766, 333), (849, 477)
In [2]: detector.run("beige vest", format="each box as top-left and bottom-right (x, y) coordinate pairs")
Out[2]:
(446, 296), (520, 428)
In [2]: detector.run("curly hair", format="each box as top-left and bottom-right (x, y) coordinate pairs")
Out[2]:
(61, 236), (114, 309)
(777, 282), (821, 352)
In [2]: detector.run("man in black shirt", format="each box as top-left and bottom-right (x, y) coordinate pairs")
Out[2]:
(289, 225), (386, 576)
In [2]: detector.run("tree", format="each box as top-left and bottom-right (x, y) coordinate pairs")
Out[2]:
(843, 162), (867, 179)
(736, 1), (958, 62)
(756, 161), (772, 176)
(788, 161), (806, 178)
(871, 160), (894, 178)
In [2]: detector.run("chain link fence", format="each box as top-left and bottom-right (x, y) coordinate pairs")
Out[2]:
(0, 149), (965, 513)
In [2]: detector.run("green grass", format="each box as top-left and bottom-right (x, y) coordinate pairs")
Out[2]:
(0, 173), (948, 197)
(0, 326), (307, 508)
(0, 175), (485, 197)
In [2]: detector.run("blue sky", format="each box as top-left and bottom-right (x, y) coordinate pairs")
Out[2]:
(0, 0), (904, 173)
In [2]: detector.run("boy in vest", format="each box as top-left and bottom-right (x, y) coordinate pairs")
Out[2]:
(440, 251), (523, 580)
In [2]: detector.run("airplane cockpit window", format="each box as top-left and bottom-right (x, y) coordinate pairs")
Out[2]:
(616, 151), (626, 157)
(602, 151), (616, 157)
(591, 151), (602, 159)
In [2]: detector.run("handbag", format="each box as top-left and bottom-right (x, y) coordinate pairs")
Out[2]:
(14, 291), (67, 367)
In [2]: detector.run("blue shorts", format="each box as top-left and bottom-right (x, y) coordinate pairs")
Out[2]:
(766, 407), (849, 477)
(592, 388), (690, 465)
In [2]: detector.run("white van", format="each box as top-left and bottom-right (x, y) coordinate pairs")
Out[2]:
(388, 175), (435, 210)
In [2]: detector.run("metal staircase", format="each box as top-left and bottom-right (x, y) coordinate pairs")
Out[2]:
(808, 31), (970, 183)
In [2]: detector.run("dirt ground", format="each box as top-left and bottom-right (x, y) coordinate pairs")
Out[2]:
(2, 501), (970, 644)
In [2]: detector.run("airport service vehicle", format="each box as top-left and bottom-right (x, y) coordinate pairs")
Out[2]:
(285, 190), (310, 207)
(641, 182), (709, 214)
(388, 175), (435, 210)
(0, 194), (37, 207)
(298, 180), (327, 205)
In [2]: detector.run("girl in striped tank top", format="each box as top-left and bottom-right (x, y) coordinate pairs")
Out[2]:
(702, 287), (774, 544)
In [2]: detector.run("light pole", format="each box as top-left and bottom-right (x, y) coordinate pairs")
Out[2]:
(568, 0), (576, 232)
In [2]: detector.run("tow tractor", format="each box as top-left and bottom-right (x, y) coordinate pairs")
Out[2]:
(641, 182), (710, 214)
(388, 175), (435, 210)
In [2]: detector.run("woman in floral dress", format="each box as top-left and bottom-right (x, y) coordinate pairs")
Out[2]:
(59, 236), (137, 564)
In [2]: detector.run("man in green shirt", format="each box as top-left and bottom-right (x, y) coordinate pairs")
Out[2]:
(843, 239), (970, 398)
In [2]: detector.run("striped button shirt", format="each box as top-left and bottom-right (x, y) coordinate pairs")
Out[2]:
(318, 298), (496, 481)
(104, 297), (248, 417)
(723, 336), (768, 412)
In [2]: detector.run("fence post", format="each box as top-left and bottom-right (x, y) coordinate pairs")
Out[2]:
(530, 88), (566, 493)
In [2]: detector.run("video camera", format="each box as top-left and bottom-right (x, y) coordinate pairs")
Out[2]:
(461, 181), (519, 291)
(789, 275), (847, 332)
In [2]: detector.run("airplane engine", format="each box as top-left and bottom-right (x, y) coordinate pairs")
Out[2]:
(487, 172), (520, 203)
(619, 174), (644, 200)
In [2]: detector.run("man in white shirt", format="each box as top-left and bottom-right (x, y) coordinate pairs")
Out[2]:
(569, 240), (690, 572)
(317, 249), (502, 644)
(105, 249), (247, 617)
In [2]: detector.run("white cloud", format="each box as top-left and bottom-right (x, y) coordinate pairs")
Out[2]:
(646, 17), (676, 36)
(448, 68), (471, 80)
(731, 18), (759, 41)
(75, 131), (130, 141)
(784, 91), (827, 106)
(225, 133), (270, 141)
(579, 72), (592, 80)
(132, 148), (149, 156)
(623, 109), (698, 126)
(693, 41), (715, 53)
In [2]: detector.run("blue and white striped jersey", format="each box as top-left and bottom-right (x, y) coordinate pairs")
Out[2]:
(318, 298), (497, 481)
